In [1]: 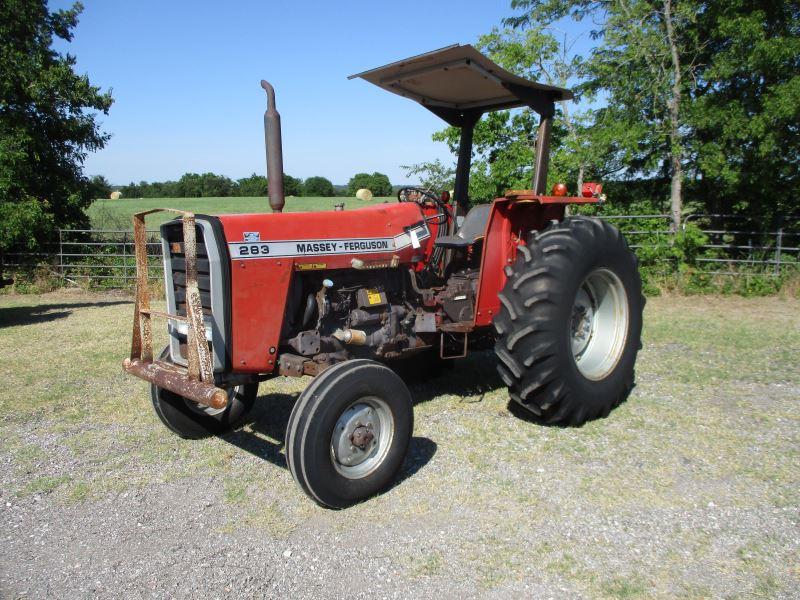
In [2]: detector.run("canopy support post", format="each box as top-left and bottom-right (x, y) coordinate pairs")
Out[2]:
(453, 111), (481, 216)
(532, 111), (553, 195)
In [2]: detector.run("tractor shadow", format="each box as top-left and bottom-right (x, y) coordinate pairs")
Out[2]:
(0, 300), (131, 328)
(400, 349), (595, 428)
(221, 391), (437, 484)
(402, 349), (506, 405)
(222, 392), (296, 469)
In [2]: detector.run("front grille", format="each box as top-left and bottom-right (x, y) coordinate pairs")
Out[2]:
(163, 224), (213, 317)
(160, 217), (229, 373)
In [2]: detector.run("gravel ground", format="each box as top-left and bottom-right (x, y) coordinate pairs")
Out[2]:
(0, 290), (798, 599)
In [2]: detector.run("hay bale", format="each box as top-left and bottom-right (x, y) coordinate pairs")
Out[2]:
(355, 188), (373, 201)
(110, 191), (122, 200)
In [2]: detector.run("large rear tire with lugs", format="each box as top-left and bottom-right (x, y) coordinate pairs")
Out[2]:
(493, 216), (643, 425)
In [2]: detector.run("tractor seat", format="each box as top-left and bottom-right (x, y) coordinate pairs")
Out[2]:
(434, 204), (491, 249)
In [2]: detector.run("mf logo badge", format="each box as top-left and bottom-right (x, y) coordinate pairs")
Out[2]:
(243, 232), (260, 242)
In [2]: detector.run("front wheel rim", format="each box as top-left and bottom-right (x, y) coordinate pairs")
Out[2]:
(570, 268), (629, 380)
(331, 396), (394, 480)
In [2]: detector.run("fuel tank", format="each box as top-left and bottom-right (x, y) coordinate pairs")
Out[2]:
(216, 202), (433, 373)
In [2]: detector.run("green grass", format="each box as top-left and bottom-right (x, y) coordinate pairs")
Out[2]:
(17, 474), (72, 497)
(0, 291), (798, 596)
(87, 195), (394, 229)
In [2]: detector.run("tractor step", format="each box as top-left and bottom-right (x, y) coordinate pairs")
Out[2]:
(439, 331), (468, 359)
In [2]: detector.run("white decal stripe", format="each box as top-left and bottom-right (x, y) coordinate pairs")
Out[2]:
(229, 223), (431, 260)
(393, 224), (431, 251)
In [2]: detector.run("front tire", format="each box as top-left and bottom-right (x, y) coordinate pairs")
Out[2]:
(493, 217), (644, 425)
(151, 346), (257, 439)
(285, 360), (414, 509)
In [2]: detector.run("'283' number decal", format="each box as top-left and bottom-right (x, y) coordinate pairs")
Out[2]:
(238, 244), (270, 256)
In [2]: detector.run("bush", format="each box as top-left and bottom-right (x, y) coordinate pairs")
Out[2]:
(282, 175), (303, 196)
(236, 174), (268, 197)
(347, 172), (392, 196)
(303, 176), (335, 197)
(88, 175), (112, 200)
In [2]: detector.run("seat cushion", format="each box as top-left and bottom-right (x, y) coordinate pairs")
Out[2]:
(434, 204), (491, 249)
(433, 235), (474, 249)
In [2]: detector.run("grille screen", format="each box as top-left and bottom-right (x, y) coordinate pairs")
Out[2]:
(163, 224), (213, 317)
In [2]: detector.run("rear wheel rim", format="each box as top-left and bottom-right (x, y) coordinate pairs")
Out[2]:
(570, 268), (629, 380)
(331, 396), (394, 480)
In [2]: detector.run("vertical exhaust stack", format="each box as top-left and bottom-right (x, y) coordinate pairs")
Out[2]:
(260, 80), (285, 213)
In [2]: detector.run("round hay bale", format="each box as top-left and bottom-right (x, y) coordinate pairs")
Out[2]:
(355, 188), (373, 201)
(110, 191), (122, 200)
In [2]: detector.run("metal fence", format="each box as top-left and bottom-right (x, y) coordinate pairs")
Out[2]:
(3, 228), (164, 287)
(682, 214), (798, 276)
(601, 213), (799, 277)
(2, 215), (798, 287)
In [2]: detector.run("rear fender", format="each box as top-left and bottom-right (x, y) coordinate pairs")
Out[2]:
(473, 198), (566, 327)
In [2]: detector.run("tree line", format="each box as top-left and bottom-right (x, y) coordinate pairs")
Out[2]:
(112, 171), (394, 199)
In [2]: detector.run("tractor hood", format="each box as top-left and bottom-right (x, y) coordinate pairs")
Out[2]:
(218, 202), (432, 268)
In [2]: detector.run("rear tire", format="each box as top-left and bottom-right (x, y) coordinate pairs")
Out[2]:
(493, 217), (643, 425)
(285, 360), (413, 509)
(151, 346), (257, 439)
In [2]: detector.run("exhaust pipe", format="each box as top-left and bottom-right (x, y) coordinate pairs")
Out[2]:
(260, 80), (285, 213)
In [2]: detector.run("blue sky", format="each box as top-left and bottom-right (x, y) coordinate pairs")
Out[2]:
(51, 1), (590, 186)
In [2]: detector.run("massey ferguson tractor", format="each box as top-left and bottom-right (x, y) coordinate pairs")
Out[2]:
(123, 45), (643, 509)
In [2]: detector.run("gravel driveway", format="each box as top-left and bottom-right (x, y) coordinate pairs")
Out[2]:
(1, 291), (798, 598)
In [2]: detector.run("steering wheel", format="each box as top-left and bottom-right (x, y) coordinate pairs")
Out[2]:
(397, 187), (442, 207)
(397, 187), (452, 226)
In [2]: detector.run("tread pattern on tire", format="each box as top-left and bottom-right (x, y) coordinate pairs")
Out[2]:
(285, 359), (413, 509)
(493, 216), (644, 426)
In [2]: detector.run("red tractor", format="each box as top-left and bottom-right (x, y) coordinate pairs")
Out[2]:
(123, 45), (643, 508)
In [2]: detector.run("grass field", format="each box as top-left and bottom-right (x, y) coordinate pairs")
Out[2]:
(88, 196), (393, 229)
(1, 292), (798, 597)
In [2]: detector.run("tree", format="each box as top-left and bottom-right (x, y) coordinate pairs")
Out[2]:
(348, 173), (371, 195)
(509, 0), (702, 230)
(303, 176), (335, 197)
(348, 172), (393, 196)
(480, 25), (595, 192)
(120, 181), (143, 198)
(199, 172), (234, 197)
(369, 172), (393, 196)
(236, 173), (267, 197)
(0, 1), (113, 251)
(88, 175), (112, 199)
(401, 159), (456, 192)
(431, 110), (544, 201)
(176, 173), (203, 198)
(688, 0), (800, 223)
(282, 174), (303, 196)
(418, 24), (598, 203)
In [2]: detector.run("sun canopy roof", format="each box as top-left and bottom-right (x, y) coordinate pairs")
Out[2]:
(349, 44), (573, 126)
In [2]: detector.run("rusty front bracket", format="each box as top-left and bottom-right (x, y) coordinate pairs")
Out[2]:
(122, 209), (228, 410)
